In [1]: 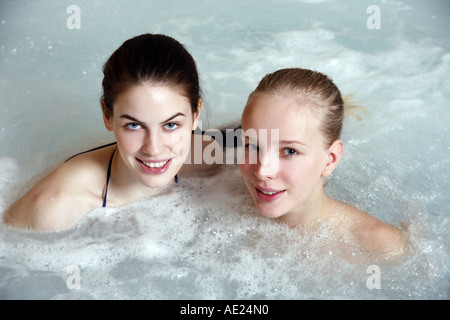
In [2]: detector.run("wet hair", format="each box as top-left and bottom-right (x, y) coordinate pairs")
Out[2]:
(101, 33), (201, 117)
(246, 68), (345, 148)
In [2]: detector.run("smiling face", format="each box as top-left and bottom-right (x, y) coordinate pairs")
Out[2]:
(103, 83), (200, 189)
(240, 93), (342, 225)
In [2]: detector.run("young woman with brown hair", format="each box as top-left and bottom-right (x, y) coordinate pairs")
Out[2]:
(4, 34), (216, 231)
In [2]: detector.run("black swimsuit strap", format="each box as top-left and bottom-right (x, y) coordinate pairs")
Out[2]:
(66, 140), (190, 208)
(103, 148), (116, 208)
(102, 148), (179, 208)
(65, 142), (118, 162)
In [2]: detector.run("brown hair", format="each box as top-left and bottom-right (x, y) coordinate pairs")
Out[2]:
(247, 68), (345, 148)
(101, 34), (201, 116)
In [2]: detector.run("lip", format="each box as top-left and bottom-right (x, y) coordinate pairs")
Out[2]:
(137, 157), (173, 175)
(254, 185), (286, 203)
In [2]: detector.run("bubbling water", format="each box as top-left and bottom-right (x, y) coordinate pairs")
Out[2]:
(0, 164), (448, 299)
(1, 0), (449, 300)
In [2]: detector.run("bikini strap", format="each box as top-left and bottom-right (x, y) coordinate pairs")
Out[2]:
(65, 142), (117, 162)
(103, 148), (116, 207)
(102, 150), (178, 207)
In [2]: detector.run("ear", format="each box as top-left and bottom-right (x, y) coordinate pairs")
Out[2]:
(101, 99), (113, 132)
(321, 139), (343, 177)
(192, 99), (203, 131)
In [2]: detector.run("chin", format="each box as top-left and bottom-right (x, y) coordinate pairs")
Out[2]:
(254, 202), (284, 220)
(141, 175), (175, 189)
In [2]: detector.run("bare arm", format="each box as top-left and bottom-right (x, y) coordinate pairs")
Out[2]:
(3, 150), (108, 231)
(4, 167), (74, 231)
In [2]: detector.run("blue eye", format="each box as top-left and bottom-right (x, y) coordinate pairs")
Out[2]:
(126, 123), (141, 130)
(164, 122), (179, 131)
(283, 148), (298, 156)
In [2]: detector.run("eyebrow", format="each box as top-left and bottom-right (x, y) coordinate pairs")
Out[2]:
(244, 136), (308, 147)
(280, 139), (308, 147)
(120, 112), (186, 124)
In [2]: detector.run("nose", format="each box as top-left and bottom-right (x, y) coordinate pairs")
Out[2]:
(254, 151), (279, 180)
(142, 130), (163, 155)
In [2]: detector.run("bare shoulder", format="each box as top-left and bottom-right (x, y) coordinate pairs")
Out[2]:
(3, 146), (114, 231)
(335, 201), (408, 257)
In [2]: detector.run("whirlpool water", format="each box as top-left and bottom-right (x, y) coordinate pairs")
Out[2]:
(0, 0), (449, 299)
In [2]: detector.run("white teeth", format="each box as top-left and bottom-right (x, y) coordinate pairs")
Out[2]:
(142, 160), (169, 168)
(259, 190), (278, 195)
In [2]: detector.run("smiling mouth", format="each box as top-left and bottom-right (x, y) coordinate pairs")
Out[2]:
(258, 189), (280, 195)
(137, 158), (173, 175)
(254, 186), (285, 202)
(141, 159), (170, 168)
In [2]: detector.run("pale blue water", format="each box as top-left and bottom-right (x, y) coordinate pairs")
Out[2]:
(0, 0), (449, 299)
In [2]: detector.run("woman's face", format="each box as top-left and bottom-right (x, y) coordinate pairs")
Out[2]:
(240, 93), (334, 225)
(104, 83), (200, 188)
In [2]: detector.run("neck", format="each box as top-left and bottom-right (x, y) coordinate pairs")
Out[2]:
(107, 150), (166, 206)
(276, 188), (334, 227)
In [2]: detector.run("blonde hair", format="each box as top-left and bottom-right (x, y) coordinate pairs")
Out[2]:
(247, 68), (350, 148)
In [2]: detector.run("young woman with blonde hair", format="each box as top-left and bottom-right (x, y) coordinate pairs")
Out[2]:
(240, 68), (408, 257)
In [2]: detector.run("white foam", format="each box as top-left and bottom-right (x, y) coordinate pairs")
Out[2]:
(1, 166), (448, 299)
(1, 0), (449, 299)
